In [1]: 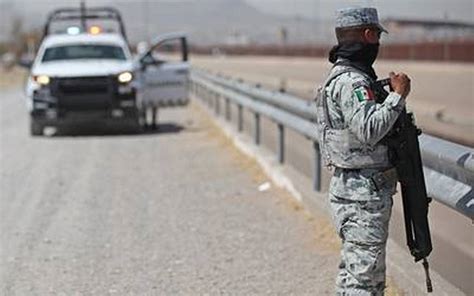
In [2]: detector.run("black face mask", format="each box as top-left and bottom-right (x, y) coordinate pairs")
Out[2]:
(329, 42), (380, 80)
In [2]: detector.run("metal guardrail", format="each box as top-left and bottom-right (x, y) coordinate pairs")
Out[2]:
(190, 69), (474, 220)
(197, 70), (317, 121)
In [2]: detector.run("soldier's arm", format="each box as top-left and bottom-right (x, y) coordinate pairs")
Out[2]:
(340, 76), (406, 146)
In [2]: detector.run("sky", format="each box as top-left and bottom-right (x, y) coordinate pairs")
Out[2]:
(0, 0), (472, 44)
(1, 0), (472, 22)
(244, 0), (473, 22)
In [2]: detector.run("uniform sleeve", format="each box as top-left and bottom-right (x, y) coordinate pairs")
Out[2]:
(339, 76), (405, 146)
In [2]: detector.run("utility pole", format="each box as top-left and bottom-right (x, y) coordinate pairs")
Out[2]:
(443, 11), (450, 61)
(80, 0), (86, 33)
(279, 26), (288, 46)
(143, 0), (150, 43)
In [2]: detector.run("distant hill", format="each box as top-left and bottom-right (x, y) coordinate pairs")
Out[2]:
(113, 0), (331, 45)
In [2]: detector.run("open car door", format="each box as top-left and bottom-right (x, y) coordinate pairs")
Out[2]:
(137, 32), (189, 107)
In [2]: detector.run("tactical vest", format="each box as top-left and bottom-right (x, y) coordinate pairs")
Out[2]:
(315, 65), (391, 169)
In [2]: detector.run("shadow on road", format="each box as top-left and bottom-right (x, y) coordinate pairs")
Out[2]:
(47, 122), (185, 138)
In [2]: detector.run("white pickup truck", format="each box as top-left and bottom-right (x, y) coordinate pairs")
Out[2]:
(25, 32), (139, 135)
(21, 5), (189, 135)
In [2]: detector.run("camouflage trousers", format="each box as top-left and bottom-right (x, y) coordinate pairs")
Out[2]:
(329, 193), (393, 296)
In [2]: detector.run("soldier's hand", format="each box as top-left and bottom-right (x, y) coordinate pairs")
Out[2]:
(389, 72), (411, 98)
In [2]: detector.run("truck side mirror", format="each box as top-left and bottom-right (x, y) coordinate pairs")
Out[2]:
(140, 54), (165, 70)
(140, 54), (155, 69)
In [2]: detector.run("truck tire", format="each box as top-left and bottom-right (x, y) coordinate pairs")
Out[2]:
(151, 106), (158, 130)
(30, 118), (43, 136)
(129, 115), (142, 134)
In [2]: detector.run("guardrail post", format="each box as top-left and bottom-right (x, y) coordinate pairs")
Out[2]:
(209, 90), (214, 108)
(215, 92), (220, 115)
(313, 141), (321, 191)
(238, 104), (243, 132)
(254, 112), (261, 145)
(279, 78), (287, 93)
(225, 98), (231, 121)
(200, 85), (205, 103)
(278, 123), (285, 163)
(205, 88), (210, 107)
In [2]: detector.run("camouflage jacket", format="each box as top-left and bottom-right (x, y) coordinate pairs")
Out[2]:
(316, 63), (405, 200)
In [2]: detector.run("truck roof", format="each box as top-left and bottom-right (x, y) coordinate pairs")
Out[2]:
(41, 33), (128, 48)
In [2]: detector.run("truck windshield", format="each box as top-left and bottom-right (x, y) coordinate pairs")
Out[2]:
(42, 44), (126, 62)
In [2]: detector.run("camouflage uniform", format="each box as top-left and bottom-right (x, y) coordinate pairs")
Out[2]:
(315, 8), (405, 296)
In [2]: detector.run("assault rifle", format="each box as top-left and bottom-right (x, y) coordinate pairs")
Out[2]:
(373, 78), (433, 293)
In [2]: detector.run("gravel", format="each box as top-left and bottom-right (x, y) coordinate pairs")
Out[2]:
(1, 88), (339, 295)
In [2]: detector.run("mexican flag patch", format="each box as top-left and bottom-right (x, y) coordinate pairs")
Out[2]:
(354, 86), (375, 102)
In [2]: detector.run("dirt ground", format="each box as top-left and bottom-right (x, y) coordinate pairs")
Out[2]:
(0, 66), (26, 89)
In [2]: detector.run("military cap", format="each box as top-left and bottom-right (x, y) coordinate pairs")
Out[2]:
(336, 7), (388, 33)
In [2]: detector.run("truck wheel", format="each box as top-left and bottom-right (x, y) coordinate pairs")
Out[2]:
(151, 106), (158, 130)
(138, 108), (147, 129)
(129, 116), (142, 134)
(30, 118), (43, 136)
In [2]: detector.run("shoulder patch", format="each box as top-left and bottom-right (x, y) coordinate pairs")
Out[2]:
(354, 86), (375, 102)
(352, 80), (369, 89)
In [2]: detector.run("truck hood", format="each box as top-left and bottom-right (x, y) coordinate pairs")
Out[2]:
(32, 59), (134, 77)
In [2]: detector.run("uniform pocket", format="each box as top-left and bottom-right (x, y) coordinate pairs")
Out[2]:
(369, 170), (398, 195)
(330, 170), (378, 200)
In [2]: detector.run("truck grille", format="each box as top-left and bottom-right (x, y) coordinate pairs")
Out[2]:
(51, 76), (116, 111)
(56, 76), (110, 95)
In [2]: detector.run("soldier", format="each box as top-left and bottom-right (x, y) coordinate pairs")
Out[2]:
(315, 7), (411, 295)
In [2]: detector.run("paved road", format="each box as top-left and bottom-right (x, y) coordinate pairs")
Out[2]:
(191, 55), (474, 147)
(0, 87), (347, 295)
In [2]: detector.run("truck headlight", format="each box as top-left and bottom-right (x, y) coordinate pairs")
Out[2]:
(33, 75), (50, 86)
(117, 71), (133, 84)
